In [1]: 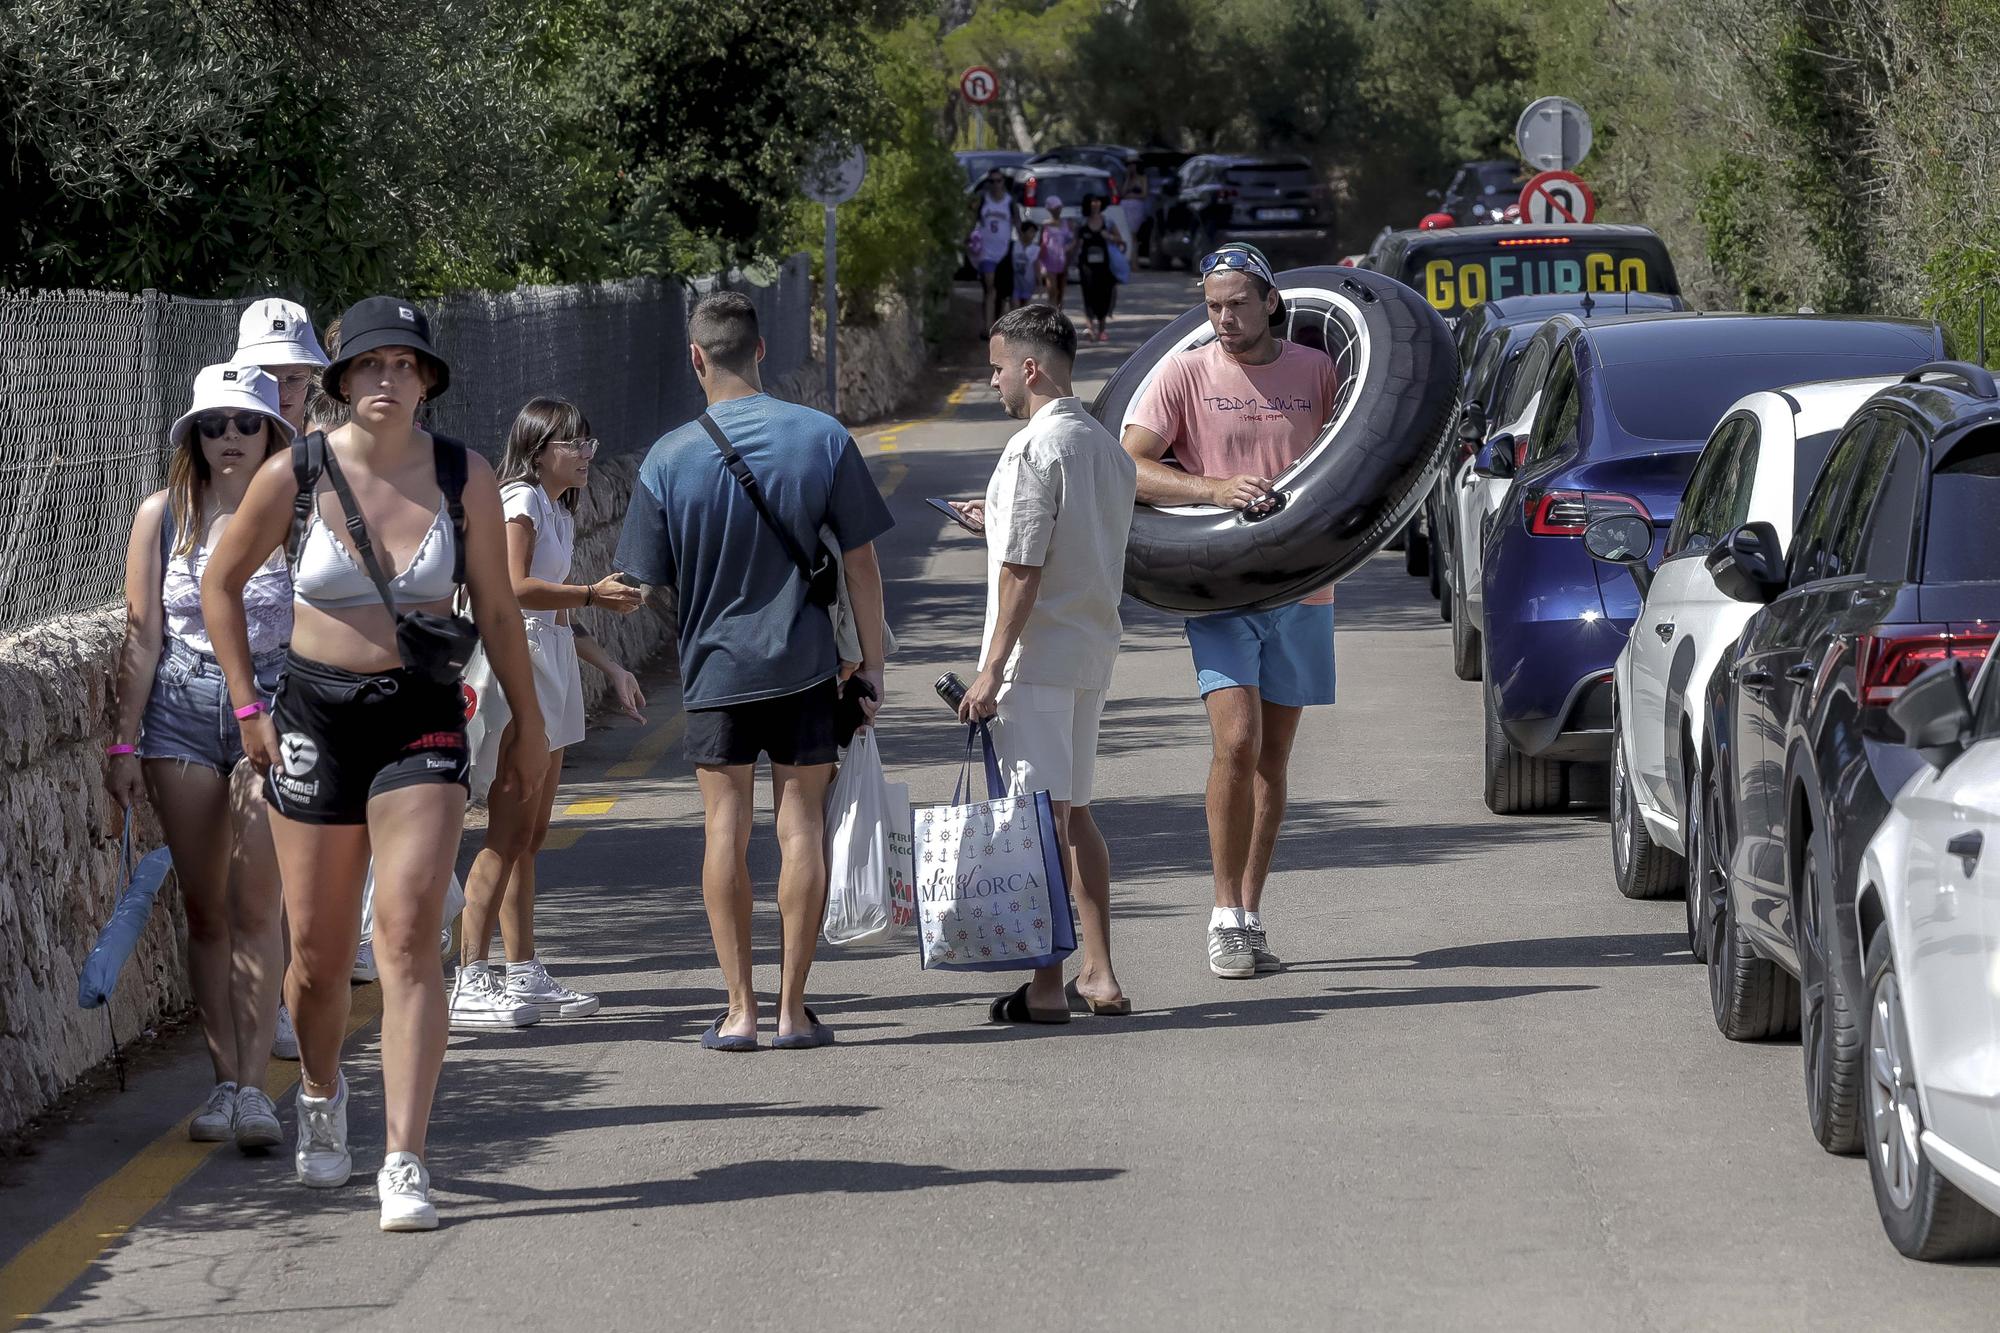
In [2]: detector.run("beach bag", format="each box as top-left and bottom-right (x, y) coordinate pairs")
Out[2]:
(914, 724), (1076, 971)
(822, 730), (911, 946)
(1108, 239), (1131, 283)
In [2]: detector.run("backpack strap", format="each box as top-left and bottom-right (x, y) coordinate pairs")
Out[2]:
(287, 431), (328, 568)
(157, 504), (174, 587)
(432, 435), (469, 587)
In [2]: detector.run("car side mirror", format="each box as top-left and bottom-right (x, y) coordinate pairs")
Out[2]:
(1457, 404), (1488, 446)
(1887, 660), (1973, 768)
(1584, 515), (1655, 597)
(1473, 433), (1517, 479)
(1703, 521), (1785, 604)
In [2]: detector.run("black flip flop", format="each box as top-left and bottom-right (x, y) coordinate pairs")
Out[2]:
(988, 982), (1071, 1026)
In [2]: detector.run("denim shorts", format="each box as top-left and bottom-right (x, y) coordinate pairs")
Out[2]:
(1184, 601), (1337, 708)
(138, 639), (286, 774)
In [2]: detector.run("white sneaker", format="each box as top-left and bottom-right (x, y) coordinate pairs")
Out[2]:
(505, 958), (600, 1019)
(377, 1151), (438, 1232)
(449, 963), (540, 1032)
(189, 1082), (237, 1142)
(295, 1073), (352, 1188)
(352, 940), (379, 984)
(235, 1086), (282, 1151)
(272, 1005), (300, 1060)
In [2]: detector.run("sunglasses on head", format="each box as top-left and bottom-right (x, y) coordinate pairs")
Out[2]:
(1198, 249), (1274, 281)
(196, 412), (268, 439)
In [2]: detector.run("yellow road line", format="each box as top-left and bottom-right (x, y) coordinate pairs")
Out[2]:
(862, 379), (979, 456)
(1, 984), (386, 1328)
(603, 711), (687, 782)
(562, 798), (616, 817)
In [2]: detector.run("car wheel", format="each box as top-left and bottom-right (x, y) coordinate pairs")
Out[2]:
(1683, 755), (1714, 962)
(1482, 673), (1565, 814)
(1451, 583), (1481, 681)
(1403, 522), (1429, 576)
(1707, 848), (1799, 1040)
(1863, 928), (2000, 1260)
(1800, 841), (1865, 1155)
(1611, 718), (1683, 899)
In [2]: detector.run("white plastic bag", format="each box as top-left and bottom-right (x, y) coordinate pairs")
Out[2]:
(358, 863), (466, 946)
(822, 731), (906, 946)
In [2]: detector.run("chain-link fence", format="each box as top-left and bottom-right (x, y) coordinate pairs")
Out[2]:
(0, 256), (814, 635)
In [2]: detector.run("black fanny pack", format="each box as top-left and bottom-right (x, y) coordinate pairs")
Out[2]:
(306, 433), (480, 686)
(700, 412), (840, 609)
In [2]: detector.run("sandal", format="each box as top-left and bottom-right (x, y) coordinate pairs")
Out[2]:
(771, 1006), (836, 1050)
(1065, 978), (1132, 1016)
(700, 1014), (758, 1052)
(988, 982), (1070, 1026)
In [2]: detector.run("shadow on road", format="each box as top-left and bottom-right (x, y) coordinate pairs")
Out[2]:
(1289, 930), (1692, 973)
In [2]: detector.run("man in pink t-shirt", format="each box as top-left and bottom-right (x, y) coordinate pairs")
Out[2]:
(1121, 243), (1339, 982)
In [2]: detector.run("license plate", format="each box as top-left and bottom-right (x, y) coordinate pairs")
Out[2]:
(1255, 207), (1302, 223)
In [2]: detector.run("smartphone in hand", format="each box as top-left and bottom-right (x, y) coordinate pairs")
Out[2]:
(927, 497), (985, 534)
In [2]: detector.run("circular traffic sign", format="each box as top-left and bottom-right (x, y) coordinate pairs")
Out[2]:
(1516, 96), (1593, 171)
(960, 65), (999, 106)
(802, 140), (867, 205)
(1519, 170), (1596, 225)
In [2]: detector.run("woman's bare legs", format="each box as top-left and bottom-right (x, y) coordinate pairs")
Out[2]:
(225, 759), (285, 1081)
(496, 749), (564, 963)
(269, 813), (372, 1098)
(145, 762), (237, 1083)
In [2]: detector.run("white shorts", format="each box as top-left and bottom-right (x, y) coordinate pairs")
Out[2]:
(988, 683), (1107, 807)
(525, 618), (586, 751)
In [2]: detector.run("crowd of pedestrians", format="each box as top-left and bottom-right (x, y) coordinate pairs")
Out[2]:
(101, 241), (1337, 1234)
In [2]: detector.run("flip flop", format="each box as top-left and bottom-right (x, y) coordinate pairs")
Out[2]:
(700, 1014), (758, 1052)
(988, 983), (1071, 1026)
(1065, 978), (1133, 1016)
(771, 1006), (836, 1050)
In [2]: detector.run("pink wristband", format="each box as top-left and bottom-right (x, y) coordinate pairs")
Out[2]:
(104, 743), (136, 757)
(233, 701), (268, 720)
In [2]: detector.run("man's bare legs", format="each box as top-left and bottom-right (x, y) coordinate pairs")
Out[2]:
(696, 764), (757, 1041)
(770, 761), (834, 1040)
(1054, 802), (1122, 1009)
(1203, 688), (1303, 912)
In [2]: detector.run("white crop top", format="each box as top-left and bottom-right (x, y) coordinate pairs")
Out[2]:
(292, 499), (457, 610)
(501, 481), (573, 625)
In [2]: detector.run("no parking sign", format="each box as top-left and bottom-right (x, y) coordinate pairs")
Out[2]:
(1519, 170), (1596, 225)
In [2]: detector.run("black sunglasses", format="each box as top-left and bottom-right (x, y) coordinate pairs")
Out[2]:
(196, 412), (268, 439)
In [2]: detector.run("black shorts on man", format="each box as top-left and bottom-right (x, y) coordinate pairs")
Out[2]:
(265, 651), (470, 824)
(683, 678), (839, 768)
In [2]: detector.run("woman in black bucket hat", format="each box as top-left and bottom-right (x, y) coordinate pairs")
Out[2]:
(202, 296), (545, 1232)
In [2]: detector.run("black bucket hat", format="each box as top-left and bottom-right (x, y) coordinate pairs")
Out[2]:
(322, 296), (451, 403)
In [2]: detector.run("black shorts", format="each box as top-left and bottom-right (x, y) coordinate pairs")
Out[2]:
(265, 652), (470, 825)
(684, 679), (839, 768)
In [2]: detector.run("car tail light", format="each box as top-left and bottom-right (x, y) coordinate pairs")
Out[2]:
(1023, 176), (1038, 207)
(1218, 186), (1239, 203)
(1108, 179), (1121, 205)
(1521, 490), (1651, 537)
(1513, 437), (1529, 467)
(1497, 236), (1573, 247)
(1856, 624), (1996, 707)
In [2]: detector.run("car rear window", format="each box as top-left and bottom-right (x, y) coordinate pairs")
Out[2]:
(1791, 429), (1841, 522)
(1405, 236), (1677, 319)
(1599, 354), (1917, 443)
(1924, 425), (2000, 581)
(1226, 164), (1313, 185)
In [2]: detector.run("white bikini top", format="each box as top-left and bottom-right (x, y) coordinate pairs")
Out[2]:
(292, 498), (457, 610)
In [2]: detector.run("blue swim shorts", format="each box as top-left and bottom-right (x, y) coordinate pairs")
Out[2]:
(1183, 601), (1336, 708)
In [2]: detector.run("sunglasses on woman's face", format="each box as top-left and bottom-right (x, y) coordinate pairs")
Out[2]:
(551, 437), (599, 457)
(196, 412), (267, 439)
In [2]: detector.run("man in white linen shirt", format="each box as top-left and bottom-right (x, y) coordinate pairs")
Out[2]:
(958, 303), (1137, 1024)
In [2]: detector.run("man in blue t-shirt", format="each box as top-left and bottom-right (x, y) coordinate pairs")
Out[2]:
(615, 291), (893, 1051)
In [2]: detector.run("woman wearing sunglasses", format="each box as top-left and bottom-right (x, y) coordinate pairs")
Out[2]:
(453, 398), (644, 1030)
(105, 363), (296, 1152)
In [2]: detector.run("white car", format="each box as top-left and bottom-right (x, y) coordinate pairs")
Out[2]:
(1852, 654), (2000, 1260)
(1596, 378), (1899, 929)
(1449, 390), (1540, 681)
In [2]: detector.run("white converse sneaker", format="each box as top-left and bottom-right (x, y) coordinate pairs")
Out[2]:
(294, 1073), (352, 1188)
(449, 963), (540, 1032)
(235, 1086), (283, 1151)
(272, 1005), (300, 1059)
(504, 958), (600, 1019)
(352, 940), (379, 984)
(189, 1082), (237, 1142)
(377, 1151), (438, 1232)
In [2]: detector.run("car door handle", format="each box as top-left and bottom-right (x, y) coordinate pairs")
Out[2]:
(1948, 831), (1983, 874)
(1786, 662), (1817, 683)
(1738, 668), (1773, 692)
(1654, 622), (1675, 643)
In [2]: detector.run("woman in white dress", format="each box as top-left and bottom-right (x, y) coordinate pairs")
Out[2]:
(451, 399), (645, 1028)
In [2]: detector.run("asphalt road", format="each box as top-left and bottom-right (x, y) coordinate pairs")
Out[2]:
(5, 271), (1998, 1329)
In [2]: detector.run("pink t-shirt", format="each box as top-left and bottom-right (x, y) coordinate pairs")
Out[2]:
(1129, 339), (1342, 604)
(1039, 223), (1071, 273)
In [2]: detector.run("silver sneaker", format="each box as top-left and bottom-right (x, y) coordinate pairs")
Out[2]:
(1207, 926), (1256, 979)
(377, 1151), (438, 1232)
(504, 958), (600, 1019)
(449, 963), (540, 1032)
(234, 1086), (283, 1151)
(272, 1004), (300, 1060)
(351, 940), (379, 984)
(295, 1073), (351, 1188)
(189, 1083), (237, 1142)
(1246, 924), (1282, 974)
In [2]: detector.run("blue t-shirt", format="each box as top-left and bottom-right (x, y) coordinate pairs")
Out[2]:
(615, 394), (894, 709)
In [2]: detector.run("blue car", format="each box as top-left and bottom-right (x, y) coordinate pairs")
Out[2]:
(1475, 312), (1946, 813)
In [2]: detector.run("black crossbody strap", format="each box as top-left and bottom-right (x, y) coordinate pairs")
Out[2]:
(699, 412), (817, 582)
(433, 436), (468, 587)
(318, 446), (404, 620)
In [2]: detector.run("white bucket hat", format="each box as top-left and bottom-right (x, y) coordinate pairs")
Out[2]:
(234, 298), (329, 368)
(168, 363), (297, 450)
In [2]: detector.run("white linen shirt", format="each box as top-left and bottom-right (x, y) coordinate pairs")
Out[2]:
(980, 396), (1137, 689)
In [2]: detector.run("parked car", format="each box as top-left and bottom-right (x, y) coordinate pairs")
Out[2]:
(1435, 292), (1688, 663)
(956, 149), (1032, 188)
(1587, 378), (1898, 929)
(1699, 362), (1998, 1160)
(1852, 653), (2000, 1260)
(1359, 223), (1680, 327)
(997, 161), (1119, 229)
(1030, 144), (1171, 257)
(1433, 160), (1531, 226)
(1475, 313), (1945, 816)
(1149, 154), (1332, 269)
